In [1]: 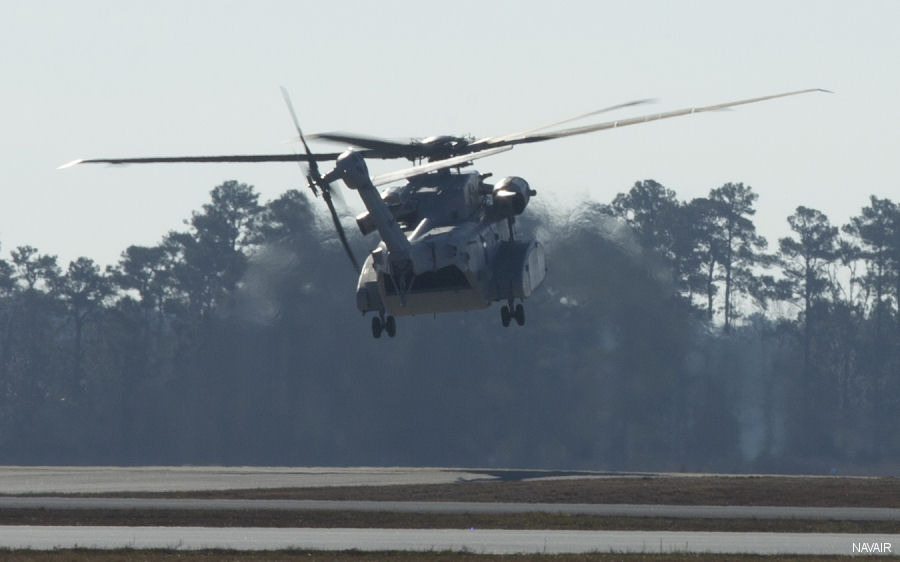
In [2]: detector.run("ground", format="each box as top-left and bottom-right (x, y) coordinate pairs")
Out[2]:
(3, 475), (898, 560)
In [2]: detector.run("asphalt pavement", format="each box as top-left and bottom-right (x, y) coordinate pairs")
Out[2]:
(1, 525), (897, 555)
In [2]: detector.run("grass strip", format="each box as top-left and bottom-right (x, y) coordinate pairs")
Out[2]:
(1, 508), (898, 533)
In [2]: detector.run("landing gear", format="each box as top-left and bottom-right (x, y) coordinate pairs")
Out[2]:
(371, 314), (397, 339)
(514, 303), (525, 326)
(500, 301), (526, 327)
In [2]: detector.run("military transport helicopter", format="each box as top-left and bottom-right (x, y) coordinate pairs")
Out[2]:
(61, 88), (827, 338)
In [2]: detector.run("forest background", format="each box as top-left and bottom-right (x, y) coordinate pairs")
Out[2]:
(0, 177), (897, 475)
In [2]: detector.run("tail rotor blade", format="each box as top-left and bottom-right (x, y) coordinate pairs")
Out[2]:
(280, 87), (311, 153)
(323, 190), (361, 273)
(281, 87), (360, 273)
(281, 86), (322, 180)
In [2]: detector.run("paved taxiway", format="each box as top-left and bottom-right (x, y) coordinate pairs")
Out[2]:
(1, 526), (897, 555)
(0, 466), (493, 494)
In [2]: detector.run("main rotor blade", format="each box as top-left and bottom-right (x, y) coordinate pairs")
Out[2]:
(59, 153), (345, 168)
(474, 98), (657, 146)
(313, 100), (656, 158)
(309, 132), (419, 160)
(371, 146), (512, 187)
(485, 88), (831, 149)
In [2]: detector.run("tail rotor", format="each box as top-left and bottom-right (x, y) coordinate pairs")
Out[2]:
(280, 87), (360, 273)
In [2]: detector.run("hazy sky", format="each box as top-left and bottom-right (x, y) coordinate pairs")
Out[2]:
(2, 0), (897, 266)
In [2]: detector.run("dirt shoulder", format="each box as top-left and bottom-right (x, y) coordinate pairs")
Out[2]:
(90, 475), (900, 508)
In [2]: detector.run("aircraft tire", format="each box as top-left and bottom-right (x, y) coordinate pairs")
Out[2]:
(371, 316), (383, 338)
(385, 315), (396, 338)
(501, 305), (511, 327)
(515, 304), (525, 326)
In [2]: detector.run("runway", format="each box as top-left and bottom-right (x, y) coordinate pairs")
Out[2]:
(1, 466), (896, 555)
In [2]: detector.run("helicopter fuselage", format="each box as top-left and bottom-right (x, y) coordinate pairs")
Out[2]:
(340, 157), (546, 320)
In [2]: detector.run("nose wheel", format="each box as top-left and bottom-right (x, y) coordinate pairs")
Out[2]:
(500, 301), (525, 327)
(371, 314), (397, 338)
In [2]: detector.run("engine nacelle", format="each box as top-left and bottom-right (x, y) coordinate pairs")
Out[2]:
(490, 239), (547, 301)
(490, 176), (533, 218)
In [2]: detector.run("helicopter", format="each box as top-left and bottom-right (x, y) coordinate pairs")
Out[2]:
(61, 88), (827, 338)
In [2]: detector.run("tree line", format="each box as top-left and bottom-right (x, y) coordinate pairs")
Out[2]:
(0, 178), (897, 472)
(599, 181), (899, 470)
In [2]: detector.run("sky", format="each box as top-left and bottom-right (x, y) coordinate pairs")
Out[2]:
(2, 0), (898, 267)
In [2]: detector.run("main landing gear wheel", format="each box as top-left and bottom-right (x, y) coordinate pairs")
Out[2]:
(514, 303), (525, 326)
(501, 302), (526, 328)
(385, 315), (396, 338)
(372, 315), (397, 339)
